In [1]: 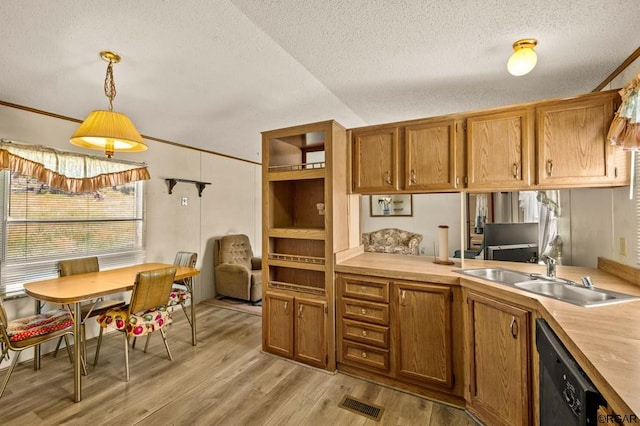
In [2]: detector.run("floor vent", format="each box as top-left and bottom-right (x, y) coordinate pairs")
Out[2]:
(338, 395), (384, 422)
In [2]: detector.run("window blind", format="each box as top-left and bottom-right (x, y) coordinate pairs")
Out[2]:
(0, 172), (145, 295)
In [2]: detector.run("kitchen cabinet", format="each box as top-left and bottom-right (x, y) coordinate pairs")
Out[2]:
(465, 291), (531, 426)
(338, 274), (391, 372)
(262, 119), (351, 371)
(263, 291), (328, 368)
(405, 119), (460, 191)
(352, 126), (399, 192)
(536, 91), (629, 187)
(466, 109), (533, 190)
(337, 273), (464, 404)
(393, 281), (454, 389)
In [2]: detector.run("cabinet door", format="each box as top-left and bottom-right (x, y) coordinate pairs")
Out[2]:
(294, 297), (327, 368)
(394, 282), (453, 388)
(263, 292), (294, 358)
(405, 120), (458, 190)
(467, 109), (532, 189)
(536, 93), (619, 186)
(466, 292), (531, 426)
(352, 127), (399, 192)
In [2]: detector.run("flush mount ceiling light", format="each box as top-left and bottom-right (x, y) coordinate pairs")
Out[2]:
(70, 51), (147, 157)
(507, 38), (538, 76)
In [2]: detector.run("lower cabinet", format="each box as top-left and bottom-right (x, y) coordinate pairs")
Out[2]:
(337, 274), (462, 402)
(393, 281), (454, 389)
(465, 291), (531, 426)
(263, 291), (327, 368)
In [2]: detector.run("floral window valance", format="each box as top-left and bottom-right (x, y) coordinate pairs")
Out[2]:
(0, 139), (150, 193)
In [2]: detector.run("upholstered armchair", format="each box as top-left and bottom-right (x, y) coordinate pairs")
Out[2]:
(214, 234), (262, 303)
(361, 228), (423, 255)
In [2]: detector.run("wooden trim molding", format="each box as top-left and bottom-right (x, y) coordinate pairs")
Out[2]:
(0, 100), (261, 166)
(593, 45), (640, 92)
(597, 257), (640, 287)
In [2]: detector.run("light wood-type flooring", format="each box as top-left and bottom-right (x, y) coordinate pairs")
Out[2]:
(0, 303), (476, 426)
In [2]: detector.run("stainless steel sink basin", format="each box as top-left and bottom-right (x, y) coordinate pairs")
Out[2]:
(456, 267), (640, 307)
(513, 280), (639, 307)
(456, 267), (532, 285)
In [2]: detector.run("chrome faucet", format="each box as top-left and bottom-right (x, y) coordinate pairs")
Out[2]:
(580, 276), (595, 289)
(545, 256), (556, 278)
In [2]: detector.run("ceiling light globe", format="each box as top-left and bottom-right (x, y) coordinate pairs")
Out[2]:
(507, 39), (538, 76)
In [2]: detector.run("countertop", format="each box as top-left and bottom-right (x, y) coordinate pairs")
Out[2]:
(335, 251), (640, 417)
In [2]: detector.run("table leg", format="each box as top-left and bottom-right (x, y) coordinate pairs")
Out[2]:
(189, 281), (196, 346)
(33, 299), (41, 370)
(73, 302), (82, 402)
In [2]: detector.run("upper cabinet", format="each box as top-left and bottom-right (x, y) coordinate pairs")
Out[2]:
(352, 126), (400, 192)
(405, 119), (460, 191)
(466, 109), (532, 190)
(349, 89), (629, 193)
(536, 91), (629, 188)
(352, 119), (462, 194)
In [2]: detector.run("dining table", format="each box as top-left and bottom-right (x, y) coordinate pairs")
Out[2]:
(23, 262), (200, 402)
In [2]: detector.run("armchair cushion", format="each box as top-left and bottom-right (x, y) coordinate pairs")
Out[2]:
(361, 228), (423, 256)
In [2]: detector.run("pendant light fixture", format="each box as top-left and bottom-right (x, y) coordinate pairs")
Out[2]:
(70, 51), (147, 157)
(507, 39), (538, 76)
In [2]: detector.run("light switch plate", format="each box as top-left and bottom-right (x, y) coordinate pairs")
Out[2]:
(181, 197), (188, 206)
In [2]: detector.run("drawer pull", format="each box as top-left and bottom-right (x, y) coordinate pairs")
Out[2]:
(384, 170), (392, 185)
(361, 330), (368, 337)
(361, 308), (367, 315)
(410, 169), (417, 184)
(510, 316), (518, 338)
(361, 351), (367, 358)
(298, 304), (304, 318)
(284, 301), (288, 313)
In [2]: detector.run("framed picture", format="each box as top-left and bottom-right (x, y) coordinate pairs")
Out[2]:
(370, 194), (413, 217)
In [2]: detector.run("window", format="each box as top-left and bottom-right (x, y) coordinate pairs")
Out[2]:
(0, 171), (145, 294)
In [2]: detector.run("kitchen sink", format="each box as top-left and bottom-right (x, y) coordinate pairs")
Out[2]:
(455, 267), (533, 285)
(456, 267), (640, 307)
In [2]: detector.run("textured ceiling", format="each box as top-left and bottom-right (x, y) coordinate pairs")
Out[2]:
(1, 1), (638, 163)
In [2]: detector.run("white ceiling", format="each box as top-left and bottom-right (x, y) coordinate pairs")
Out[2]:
(1, 1), (638, 163)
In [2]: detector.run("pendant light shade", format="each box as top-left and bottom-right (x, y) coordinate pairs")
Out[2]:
(70, 110), (146, 157)
(70, 51), (147, 157)
(507, 39), (538, 76)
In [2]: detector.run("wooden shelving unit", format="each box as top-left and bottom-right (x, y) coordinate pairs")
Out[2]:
(261, 120), (351, 371)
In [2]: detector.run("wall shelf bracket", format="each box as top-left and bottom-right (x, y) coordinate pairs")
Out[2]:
(164, 178), (212, 197)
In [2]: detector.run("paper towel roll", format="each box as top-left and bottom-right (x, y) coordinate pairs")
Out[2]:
(438, 225), (449, 262)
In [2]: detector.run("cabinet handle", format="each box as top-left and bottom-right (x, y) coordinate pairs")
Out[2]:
(361, 330), (368, 337)
(546, 159), (553, 176)
(361, 308), (367, 315)
(510, 316), (518, 338)
(361, 285), (367, 293)
(298, 304), (304, 318)
(284, 301), (288, 313)
(401, 290), (406, 306)
(384, 170), (392, 185)
(361, 351), (368, 359)
(512, 163), (519, 179)
(410, 169), (417, 184)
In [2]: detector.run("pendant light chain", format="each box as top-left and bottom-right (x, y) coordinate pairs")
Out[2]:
(104, 60), (117, 112)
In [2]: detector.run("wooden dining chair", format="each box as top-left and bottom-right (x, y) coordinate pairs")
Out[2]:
(94, 267), (177, 382)
(53, 257), (125, 374)
(167, 252), (197, 339)
(0, 298), (74, 398)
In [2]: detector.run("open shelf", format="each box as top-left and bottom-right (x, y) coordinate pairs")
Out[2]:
(269, 265), (325, 295)
(268, 258), (325, 271)
(268, 228), (325, 240)
(268, 167), (325, 182)
(270, 178), (325, 229)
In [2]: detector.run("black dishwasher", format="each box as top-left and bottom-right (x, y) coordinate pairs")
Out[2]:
(536, 319), (605, 425)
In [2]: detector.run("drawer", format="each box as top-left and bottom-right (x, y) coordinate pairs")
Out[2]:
(341, 298), (389, 325)
(342, 318), (389, 348)
(342, 340), (389, 371)
(341, 275), (390, 303)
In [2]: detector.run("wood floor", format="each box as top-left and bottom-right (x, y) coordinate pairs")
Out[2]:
(0, 304), (476, 426)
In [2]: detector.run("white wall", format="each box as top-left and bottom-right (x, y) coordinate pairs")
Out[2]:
(0, 103), (261, 360)
(360, 193), (463, 257)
